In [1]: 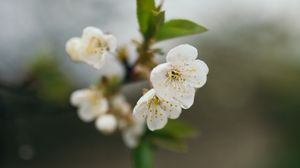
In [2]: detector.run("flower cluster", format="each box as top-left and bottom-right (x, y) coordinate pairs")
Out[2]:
(66, 27), (117, 69)
(64, 1), (209, 166)
(65, 26), (208, 147)
(70, 87), (144, 148)
(133, 44), (209, 131)
(66, 27), (144, 148)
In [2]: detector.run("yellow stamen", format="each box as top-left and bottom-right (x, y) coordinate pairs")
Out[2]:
(86, 37), (107, 55)
(167, 69), (182, 81)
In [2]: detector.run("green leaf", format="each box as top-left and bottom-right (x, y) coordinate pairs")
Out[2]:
(150, 133), (188, 152)
(145, 120), (198, 152)
(145, 10), (165, 40)
(133, 141), (154, 168)
(155, 19), (208, 41)
(136, 0), (155, 35)
(155, 120), (198, 139)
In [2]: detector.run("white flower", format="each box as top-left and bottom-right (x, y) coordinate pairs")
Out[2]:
(70, 88), (108, 122)
(111, 94), (131, 116)
(95, 114), (117, 134)
(150, 44), (209, 109)
(122, 119), (145, 148)
(108, 95), (145, 147)
(66, 26), (117, 69)
(133, 89), (182, 131)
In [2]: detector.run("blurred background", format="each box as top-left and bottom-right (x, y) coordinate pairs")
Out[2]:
(1, 0), (300, 168)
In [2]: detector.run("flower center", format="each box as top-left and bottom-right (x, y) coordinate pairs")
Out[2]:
(147, 96), (160, 108)
(89, 92), (99, 104)
(167, 69), (182, 81)
(86, 37), (107, 55)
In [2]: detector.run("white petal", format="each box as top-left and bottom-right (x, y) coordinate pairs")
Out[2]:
(147, 106), (168, 131)
(136, 89), (156, 105)
(133, 101), (148, 121)
(194, 59), (209, 75)
(111, 94), (126, 107)
(104, 34), (117, 52)
(160, 100), (182, 119)
(95, 114), (117, 134)
(82, 26), (103, 42)
(70, 89), (91, 106)
(122, 130), (138, 148)
(182, 59), (209, 88)
(176, 86), (195, 109)
(155, 82), (196, 109)
(122, 120), (145, 148)
(133, 89), (157, 121)
(82, 52), (106, 69)
(166, 44), (198, 63)
(150, 63), (171, 87)
(150, 65), (183, 117)
(92, 98), (109, 116)
(188, 75), (207, 88)
(65, 37), (82, 61)
(78, 104), (97, 122)
(151, 62), (197, 109)
(111, 95), (131, 115)
(83, 26), (104, 34)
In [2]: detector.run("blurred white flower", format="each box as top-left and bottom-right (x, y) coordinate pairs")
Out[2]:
(66, 26), (117, 69)
(111, 94), (131, 116)
(133, 89), (182, 131)
(122, 119), (145, 148)
(109, 94), (145, 147)
(150, 44), (209, 109)
(95, 114), (117, 134)
(70, 88), (108, 122)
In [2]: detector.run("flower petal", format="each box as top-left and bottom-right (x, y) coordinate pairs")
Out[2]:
(150, 63), (171, 86)
(176, 86), (195, 109)
(82, 52), (106, 69)
(104, 34), (117, 52)
(66, 37), (82, 61)
(160, 100), (182, 119)
(155, 82), (196, 109)
(70, 89), (91, 106)
(136, 89), (156, 105)
(166, 44), (198, 63)
(81, 26), (103, 42)
(151, 63), (196, 109)
(133, 102), (148, 121)
(147, 105), (168, 131)
(92, 98), (109, 116)
(111, 94), (131, 115)
(122, 130), (138, 148)
(195, 59), (209, 75)
(95, 114), (117, 134)
(78, 103), (97, 122)
(133, 89), (156, 122)
(182, 59), (209, 88)
(122, 120), (145, 148)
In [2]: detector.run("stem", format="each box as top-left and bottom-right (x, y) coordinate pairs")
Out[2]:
(121, 38), (156, 85)
(136, 38), (154, 66)
(132, 141), (154, 168)
(123, 58), (134, 83)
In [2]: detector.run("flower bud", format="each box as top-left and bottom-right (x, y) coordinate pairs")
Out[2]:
(95, 114), (117, 134)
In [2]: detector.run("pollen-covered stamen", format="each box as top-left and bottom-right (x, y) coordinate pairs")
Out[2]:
(86, 88), (100, 104)
(166, 68), (187, 84)
(88, 92), (98, 104)
(167, 69), (182, 80)
(86, 37), (108, 55)
(146, 96), (165, 122)
(163, 68), (187, 93)
(147, 95), (160, 109)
